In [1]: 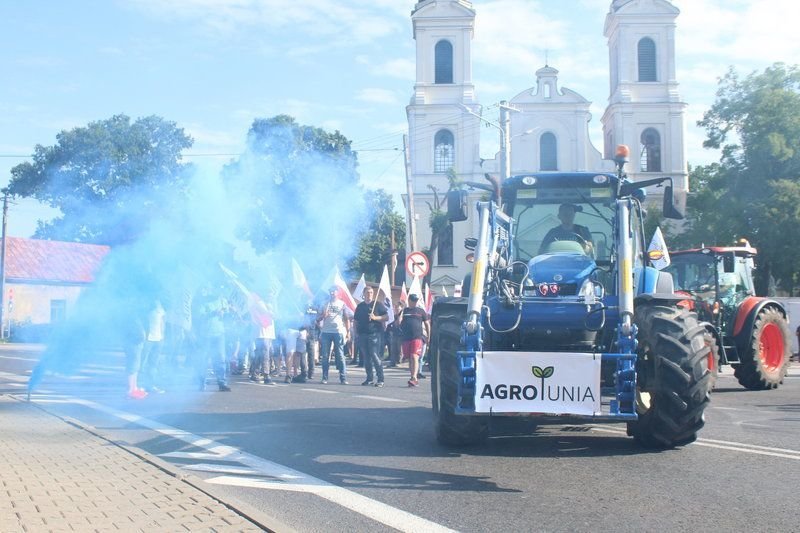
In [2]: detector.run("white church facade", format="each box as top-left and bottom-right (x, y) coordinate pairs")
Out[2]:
(405, 0), (688, 288)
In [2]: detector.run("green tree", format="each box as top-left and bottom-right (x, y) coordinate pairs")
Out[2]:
(349, 189), (406, 281)
(8, 114), (193, 244)
(686, 63), (800, 292)
(223, 115), (360, 254)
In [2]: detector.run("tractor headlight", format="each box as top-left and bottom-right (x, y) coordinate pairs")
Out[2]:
(579, 279), (602, 305)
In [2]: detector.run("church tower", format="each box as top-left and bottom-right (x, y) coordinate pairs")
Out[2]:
(601, 0), (688, 201)
(407, 0), (481, 287)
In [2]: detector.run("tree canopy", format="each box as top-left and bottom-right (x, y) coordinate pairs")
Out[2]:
(680, 63), (800, 293)
(222, 115), (361, 255)
(349, 189), (406, 282)
(8, 114), (193, 244)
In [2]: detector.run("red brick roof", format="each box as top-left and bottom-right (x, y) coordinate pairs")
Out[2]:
(4, 237), (110, 284)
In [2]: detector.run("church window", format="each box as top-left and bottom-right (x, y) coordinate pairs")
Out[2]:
(438, 224), (453, 266)
(540, 132), (558, 171)
(638, 37), (657, 82)
(640, 128), (661, 172)
(435, 40), (454, 84)
(434, 129), (455, 173)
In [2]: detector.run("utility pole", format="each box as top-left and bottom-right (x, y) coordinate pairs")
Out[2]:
(403, 134), (418, 252)
(499, 100), (512, 182)
(0, 190), (9, 339)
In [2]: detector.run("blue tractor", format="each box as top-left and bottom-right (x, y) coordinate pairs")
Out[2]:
(430, 147), (713, 448)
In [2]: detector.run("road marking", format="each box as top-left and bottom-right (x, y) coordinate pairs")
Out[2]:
(0, 355), (39, 362)
(300, 388), (340, 394)
(0, 371), (28, 382)
(590, 426), (800, 460)
(160, 451), (230, 460)
(25, 395), (455, 533)
(353, 395), (408, 403)
(182, 463), (260, 476)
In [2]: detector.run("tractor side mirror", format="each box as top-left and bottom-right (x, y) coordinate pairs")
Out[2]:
(722, 252), (736, 273)
(662, 185), (684, 220)
(446, 189), (469, 222)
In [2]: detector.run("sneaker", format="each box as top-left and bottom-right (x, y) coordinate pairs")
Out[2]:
(417, 373), (427, 380)
(407, 379), (419, 388)
(127, 389), (148, 400)
(262, 377), (273, 385)
(249, 374), (261, 382)
(374, 382), (385, 388)
(321, 379), (328, 384)
(386, 363), (397, 368)
(218, 384), (231, 392)
(340, 379), (349, 385)
(148, 386), (166, 394)
(361, 380), (374, 386)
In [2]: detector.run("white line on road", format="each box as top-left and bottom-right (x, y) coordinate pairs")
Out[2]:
(0, 355), (39, 362)
(300, 388), (340, 395)
(25, 395), (456, 533)
(590, 426), (800, 460)
(181, 463), (260, 476)
(353, 395), (408, 403)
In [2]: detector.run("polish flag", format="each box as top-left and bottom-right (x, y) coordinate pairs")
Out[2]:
(321, 266), (357, 314)
(219, 263), (273, 327)
(291, 258), (314, 299)
(424, 284), (434, 314)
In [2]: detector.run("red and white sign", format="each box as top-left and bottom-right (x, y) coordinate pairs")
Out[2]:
(405, 251), (430, 278)
(474, 351), (601, 416)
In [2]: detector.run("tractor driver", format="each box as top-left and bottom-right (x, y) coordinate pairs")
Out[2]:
(539, 203), (594, 255)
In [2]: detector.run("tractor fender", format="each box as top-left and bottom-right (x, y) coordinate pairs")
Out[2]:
(732, 297), (787, 350)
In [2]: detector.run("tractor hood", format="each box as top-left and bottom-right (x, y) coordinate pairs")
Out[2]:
(528, 253), (596, 285)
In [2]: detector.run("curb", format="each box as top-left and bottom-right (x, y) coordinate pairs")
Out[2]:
(11, 395), (296, 533)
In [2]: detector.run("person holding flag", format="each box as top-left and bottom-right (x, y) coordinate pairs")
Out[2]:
(318, 286), (350, 384)
(353, 286), (389, 387)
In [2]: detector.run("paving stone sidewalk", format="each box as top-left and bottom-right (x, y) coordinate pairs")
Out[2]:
(0, 395), (266, 532)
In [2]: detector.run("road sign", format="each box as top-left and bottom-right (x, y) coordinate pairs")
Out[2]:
(406, 251), (430, 278)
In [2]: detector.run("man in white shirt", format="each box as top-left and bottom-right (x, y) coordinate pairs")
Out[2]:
(318, 287), (350, 385)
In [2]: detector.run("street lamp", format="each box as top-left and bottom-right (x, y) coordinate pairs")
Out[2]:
(458, 101), (516, 182)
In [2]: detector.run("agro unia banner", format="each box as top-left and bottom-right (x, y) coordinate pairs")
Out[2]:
(474, 352), (601, 416)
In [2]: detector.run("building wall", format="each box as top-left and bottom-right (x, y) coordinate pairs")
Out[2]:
(7, 283), (85, 326)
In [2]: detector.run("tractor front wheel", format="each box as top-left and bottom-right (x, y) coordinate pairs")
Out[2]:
(431, 313), (488, 446)
(733, 307), (791, 390)
(627, 304), (712, 448)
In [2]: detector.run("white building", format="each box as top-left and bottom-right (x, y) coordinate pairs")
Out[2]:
(406, 0), (687, 288)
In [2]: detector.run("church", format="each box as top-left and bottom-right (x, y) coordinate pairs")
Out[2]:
(405, 0), (688, 289)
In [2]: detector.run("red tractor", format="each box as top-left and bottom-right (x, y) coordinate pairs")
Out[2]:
(664, 242), (791, 389)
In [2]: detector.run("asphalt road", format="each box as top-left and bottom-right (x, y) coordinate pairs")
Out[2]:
(2, 344), (799, 532)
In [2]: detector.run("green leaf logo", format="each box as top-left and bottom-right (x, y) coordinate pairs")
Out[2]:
(532, 366), (543, 378)
(543, 366), (554, 378)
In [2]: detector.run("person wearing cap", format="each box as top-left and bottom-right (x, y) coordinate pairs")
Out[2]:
(398, 293), (429, 388)
(539, 203), (594, 255)
(318, 286), (350, 384)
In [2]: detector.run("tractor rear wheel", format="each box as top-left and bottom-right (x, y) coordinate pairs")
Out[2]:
(431, 312), (488, 446)
(733, 307), (791, 390)
(627, 304), (712, 448)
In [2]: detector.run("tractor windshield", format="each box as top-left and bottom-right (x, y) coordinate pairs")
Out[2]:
(667, 253), (754, 306)
(511, 186), (615, 263)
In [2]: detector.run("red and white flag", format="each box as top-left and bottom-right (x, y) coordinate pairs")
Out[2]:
(424, 284), (433, 314)
(291, 258), (314, 299)
(377, 265), (394, 324)
(400, 282), (408, 305)
(219, 263), (273, 327)
(321, 266), (357, 314)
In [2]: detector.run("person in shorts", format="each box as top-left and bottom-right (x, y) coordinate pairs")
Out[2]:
(399, 294), (429, 387)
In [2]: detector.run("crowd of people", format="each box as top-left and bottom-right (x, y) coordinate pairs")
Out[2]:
(120, 283), (430, 399)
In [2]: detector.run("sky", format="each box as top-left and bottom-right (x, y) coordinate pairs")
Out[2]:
(1, 0), (799, 238)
